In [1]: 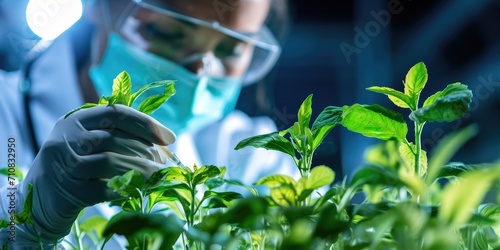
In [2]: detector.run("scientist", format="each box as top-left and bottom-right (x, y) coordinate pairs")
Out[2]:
(0, 0), (297, 248)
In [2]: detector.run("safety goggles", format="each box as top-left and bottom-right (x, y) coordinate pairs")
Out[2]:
(113, 0), (281, 85)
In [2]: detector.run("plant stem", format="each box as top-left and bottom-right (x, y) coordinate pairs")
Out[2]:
(190, 188), (196, 228)
(414, 121), (423, 177)
(181, 232), (187, 250)
(30, 223), (44, 250)
(338, 187), (355, 212)
(74, 219), (84, 250)
(467, 227), (474, 250)
(142, 234), (146, 250)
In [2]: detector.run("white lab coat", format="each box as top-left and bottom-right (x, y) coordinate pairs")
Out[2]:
(0, 34), (298, 248)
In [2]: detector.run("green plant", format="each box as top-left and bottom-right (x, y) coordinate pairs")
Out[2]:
(229, 62), (498, 249)
(102, 164), (248, 249)
(65, 71), (175, 118)
(235, 94), (340, 206)
(61, 63), (500, 249)
(61, 72), (249, 250)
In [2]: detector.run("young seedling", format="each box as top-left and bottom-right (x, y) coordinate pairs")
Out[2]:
(62, 71), (176, 249)
(344, 62), (472, 179)
(235, 95), (341, 206)
(339, 62), (500, 249)
(63, 71), (249, 249)
(65, 71), (175, 118)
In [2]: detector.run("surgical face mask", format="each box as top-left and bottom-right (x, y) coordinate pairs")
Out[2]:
(89, 33), (242, 135)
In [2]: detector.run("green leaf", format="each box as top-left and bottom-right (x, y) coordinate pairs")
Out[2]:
(426, 124), (478, 184)
(404, 62), (428, 98)
(144, 168), (170, 188)
(478, 204), (500, 218)
(270, 184), (296, 206)
(423, 82), (467, 107)
(305, 127), (314, 151)
(296, 166), (334, 201)
(302, 165), (334, 191)
(398, 143), (427, 177)
(137, 83), (176, 115)
(217, 166), (227, 178)
(0, 220), (9, 229)
(161, 200), (186, 221)
(129, 80), (173, 106)
(201, 191), (243, 209)
(290, 123), (309, 153)
(364, 140), (399, 170)
(79, 216), (108, 238)
(22, 184), (33, 220)
(223, 179), (259, 197)
(351, 164), (401, 188)
(398, 170), (427, 198)
(98, 96), (109, 105)
(410, 83), (472, 123)
(65, 73), (177, 119)
(367, 86), (412, 109)
(254, 174), (297, 188)
(162, 188), (192, 217)
(103, 212), (184, 249)
(437, 162), (495, 179)
(234, 132), (295, 157)
(110, 71), (132, 105)
(439, 166), (500, 226)
(472, 204), (500, 227)
(107, 170), (145, 197)
(298, 94), (313, 133)
(14, 211), (31, 225)
(195, 197), (269, 233)
(193, 165), (221, 186)
(204, 177), (225, 190)
(347, 202), (394, 220)
(15, 183), (33, 224)
(0, 167), (24, 181)
(313, 186), (344, 213)
(164, 167), (189, 183)
(314, 203), (350, 239)
(478, 204), (500, 237)
(341, 104), (408, 141)
(311, 106), (342, 150)
(64, 103), (98, 118)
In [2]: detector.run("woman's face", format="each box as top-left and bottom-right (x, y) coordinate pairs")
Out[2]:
(94, 0), (271, 78)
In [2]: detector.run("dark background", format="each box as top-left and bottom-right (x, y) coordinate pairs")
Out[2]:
(266, 0), (500, 179)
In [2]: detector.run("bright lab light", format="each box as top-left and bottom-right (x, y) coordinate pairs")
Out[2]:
(26, 0), (83, 40)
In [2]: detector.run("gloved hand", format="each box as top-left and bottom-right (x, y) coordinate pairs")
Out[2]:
(6, 104), (175, 247)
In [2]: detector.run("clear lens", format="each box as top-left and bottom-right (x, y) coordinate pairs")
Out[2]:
(115, 0), (280, 84)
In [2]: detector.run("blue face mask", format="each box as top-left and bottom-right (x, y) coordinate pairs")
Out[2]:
(90, 33), (242, 135)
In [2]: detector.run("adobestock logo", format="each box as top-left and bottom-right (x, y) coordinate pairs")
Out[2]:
(340, 0), (405, 64)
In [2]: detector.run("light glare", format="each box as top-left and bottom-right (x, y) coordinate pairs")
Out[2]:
(26, 0), (83, 40)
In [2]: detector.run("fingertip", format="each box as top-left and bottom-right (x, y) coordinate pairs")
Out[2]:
(160, 125), (176, 145)
(113, 104), (176, 145)
(145, 116), (176, 145)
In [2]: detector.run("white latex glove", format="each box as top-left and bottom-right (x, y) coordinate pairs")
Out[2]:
(0, 104), (175, 248)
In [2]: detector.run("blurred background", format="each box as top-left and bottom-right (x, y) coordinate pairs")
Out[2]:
(1, 0), (499, 181)
(263, 0), (500, 180)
